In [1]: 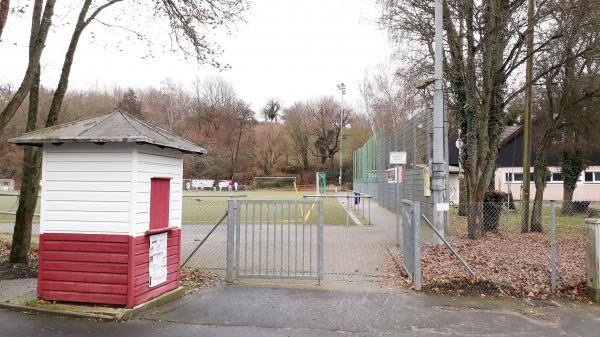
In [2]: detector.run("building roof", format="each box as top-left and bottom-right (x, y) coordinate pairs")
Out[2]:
(449, 125), (521, 166)
(499, 125), (522, 145)
(9, 110), (206, 155)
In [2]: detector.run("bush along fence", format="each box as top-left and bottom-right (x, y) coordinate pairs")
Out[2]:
(414, 199), (589, 300)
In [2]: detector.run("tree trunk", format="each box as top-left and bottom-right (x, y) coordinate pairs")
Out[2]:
(520, 0), (535, 234)
(9, 149), (41, 263)
(8, 0), (44, 264)
(0, 0), (9, 40)
(302, 149), (309, 170)
(561, 145), (586, 216)
(562, 189), (575, 215)
(530, 160), (547, 233)
(467, 199), (482, 239)
(530, 122), (556, 232)
(466, 185), (486, 239)
(458, 178), (468, 216)
(9, 65), (41, 264)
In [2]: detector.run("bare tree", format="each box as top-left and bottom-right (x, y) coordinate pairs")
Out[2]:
(262, 98), (281, 122)
(283, 101), (311, 170)
(310, 97), (352, 166)
(254, 123), (286, 175)
(191, 76), (237, 137)
(222, 100), (254, 179)
(117, 88), (142, 117)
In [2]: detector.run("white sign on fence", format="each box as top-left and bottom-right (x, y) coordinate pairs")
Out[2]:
(149, 232), (168, 287)
(389, 151), (407, 165)
(436, 203), (450, 211)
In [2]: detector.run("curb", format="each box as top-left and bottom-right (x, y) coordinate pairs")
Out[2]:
(119, 287), (186, 320)
(0, 302), (115, 321)
(0, 287), (186, 321)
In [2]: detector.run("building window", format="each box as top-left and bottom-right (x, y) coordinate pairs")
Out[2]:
(505, 172), (525, 182)
(551, 172), (563, 182)
(584, 171), (600, 183)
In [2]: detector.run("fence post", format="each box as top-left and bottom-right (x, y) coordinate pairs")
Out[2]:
(346, 194), (350, 226)
(226, 199), (236, 282)
(413, 201), (421, 291)
(396, 166), (400, 247)
(550, 201), (557, 294)
(368, 197), (371, 226)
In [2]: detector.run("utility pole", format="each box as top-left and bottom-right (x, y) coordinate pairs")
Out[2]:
(521, 0), (535, 233)
(432, 0), (447, 244)
(337, 83), (346, 188)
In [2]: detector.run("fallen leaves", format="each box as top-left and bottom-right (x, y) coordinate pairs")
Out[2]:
(180, 268), (223, 289)
(0, 241), (38, 280)
(386, 232), (590, 301)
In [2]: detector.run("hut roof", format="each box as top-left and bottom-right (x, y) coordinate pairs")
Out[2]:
(9, 110), (206, 155)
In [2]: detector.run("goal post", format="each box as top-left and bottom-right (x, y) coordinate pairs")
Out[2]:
(252, 176), (297, 191)
(315, 172), (327, 195)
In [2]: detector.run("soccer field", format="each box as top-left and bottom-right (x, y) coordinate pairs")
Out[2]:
(0, 190), (352, 226)
(182, 190), (351, 225)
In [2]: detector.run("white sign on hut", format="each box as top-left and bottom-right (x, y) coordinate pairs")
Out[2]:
(10, 110), (206, 308)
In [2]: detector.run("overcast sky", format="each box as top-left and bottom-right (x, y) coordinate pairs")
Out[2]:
(1, 0), (392, 112)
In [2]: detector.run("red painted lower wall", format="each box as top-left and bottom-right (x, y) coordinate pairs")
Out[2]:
(129, 229), (181, 307)
(38, 229), (181, 308)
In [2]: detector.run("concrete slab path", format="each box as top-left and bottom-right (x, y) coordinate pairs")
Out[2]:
(1, 284), (599, 336)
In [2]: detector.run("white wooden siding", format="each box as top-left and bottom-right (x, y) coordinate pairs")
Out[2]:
(133, 144), (183, 235)
(41, 143), (133, 234)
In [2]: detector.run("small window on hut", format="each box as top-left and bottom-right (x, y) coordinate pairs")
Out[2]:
(150, 177), (171, 230)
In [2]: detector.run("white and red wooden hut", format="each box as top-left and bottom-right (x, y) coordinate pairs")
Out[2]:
(10, 110), (206, 308)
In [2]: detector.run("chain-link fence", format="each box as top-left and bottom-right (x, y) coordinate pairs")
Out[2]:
(352, 109), (434, 222)
(449, 201), (590, 238)
(180, 196), (242, 274)
(440, 200), (588, 297)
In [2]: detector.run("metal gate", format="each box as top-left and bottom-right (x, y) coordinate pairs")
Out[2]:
(226, 199), (323, 281)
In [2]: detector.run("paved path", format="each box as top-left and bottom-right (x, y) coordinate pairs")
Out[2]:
(323, 200), (398, 284)
(1, 285), (599, 336)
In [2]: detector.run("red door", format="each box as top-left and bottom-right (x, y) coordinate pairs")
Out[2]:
(149, 178), (171, 230)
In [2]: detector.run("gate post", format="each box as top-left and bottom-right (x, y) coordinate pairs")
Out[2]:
(226, 199), (236, 282)
(413, 202), (421, 290)
(317, 200), (324, 282)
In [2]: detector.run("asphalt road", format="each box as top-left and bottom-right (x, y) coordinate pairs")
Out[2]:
(1, 285), (599, 337)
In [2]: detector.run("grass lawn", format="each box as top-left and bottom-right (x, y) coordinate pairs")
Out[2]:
(0, 190), (350, 226)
